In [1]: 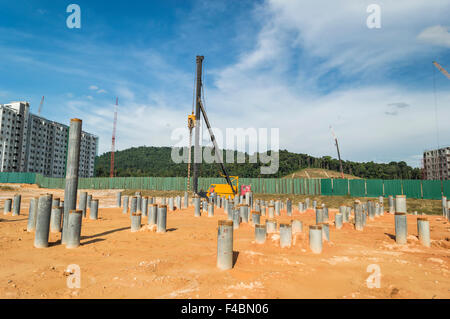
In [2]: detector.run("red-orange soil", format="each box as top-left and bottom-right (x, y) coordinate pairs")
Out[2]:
(0, 186), (449, 299)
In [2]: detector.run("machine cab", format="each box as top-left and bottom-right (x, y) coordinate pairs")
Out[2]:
(207, 185), (217, 198)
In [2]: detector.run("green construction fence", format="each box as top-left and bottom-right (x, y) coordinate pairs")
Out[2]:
(332, 179), (350, 196)
(383, 180), (402, 197)
(320, 178), (448, 199)
(0, 172), (321, 195)
(349, 179), (366, 197)
(0, 172), (37, 184)
(0, 172), (448, 199)
(366, 179), (383, 197)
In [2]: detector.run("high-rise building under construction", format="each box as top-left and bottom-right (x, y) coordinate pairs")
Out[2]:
(423, 146), (450, 180)
(0, 101), (98, 177)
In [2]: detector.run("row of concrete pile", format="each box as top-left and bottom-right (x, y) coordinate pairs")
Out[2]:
(6, 120), (172, 249)
(2, 194), (22, 216)
(116, 191), (173, 233)
(215, 194), (437, 270)
(0, 191), (100, 249)
(1, 120), (99, 250)
(442, 195), (450, 219)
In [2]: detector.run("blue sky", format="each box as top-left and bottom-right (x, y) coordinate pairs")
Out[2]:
(1, 0), (450, 167)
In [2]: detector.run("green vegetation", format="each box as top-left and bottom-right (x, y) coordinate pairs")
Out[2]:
(94, 147), (421, 180)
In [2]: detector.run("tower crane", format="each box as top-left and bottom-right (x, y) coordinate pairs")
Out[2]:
(38, 96), (44, 116)
(433, 61), (450, 80)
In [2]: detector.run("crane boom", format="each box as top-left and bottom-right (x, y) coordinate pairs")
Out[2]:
(38, 96), (44, 116)
(190, 55), (237, 196)
(110, 97), (118, 178)
(433, 61), (450, 80)
(198, 100), (237, 195)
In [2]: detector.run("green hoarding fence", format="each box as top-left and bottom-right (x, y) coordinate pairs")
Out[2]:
(402, 180), (422, 199)
(366, 179), (383, 197)
(320, 179), (332, 196)
(333, 179), (349, 196)
(322, 178), (442, 199)
(0, 173), (322, 196)
(0, 172), (37, 184)
(0, 172), (446, 199)
(383, 180), (402, 197)
(349, 179), (366, 197)
(443, 180), (450, 198)
(422, 180), (442, 200)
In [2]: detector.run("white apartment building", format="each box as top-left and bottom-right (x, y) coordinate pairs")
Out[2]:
(423, 146), (450, 180)
(0, 101), (98, 178)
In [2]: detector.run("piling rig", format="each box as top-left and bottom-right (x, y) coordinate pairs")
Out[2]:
(330, 126), (344, 179)
(188, 56), (238, 199)
(186, 111), (195, 192)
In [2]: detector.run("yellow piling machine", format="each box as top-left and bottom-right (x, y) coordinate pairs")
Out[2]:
(187, 56), (239, 199)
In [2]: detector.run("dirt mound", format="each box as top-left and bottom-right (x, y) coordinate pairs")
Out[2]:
(284, 168), (360, 179)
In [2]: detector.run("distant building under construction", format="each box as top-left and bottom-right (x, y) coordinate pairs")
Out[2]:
(423, 146), (450, 180)
(0, 101), (98, 178)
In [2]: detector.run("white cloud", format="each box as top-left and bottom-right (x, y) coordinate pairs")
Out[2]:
(80, 99), (185, 154)
(223, 0), (447, 84)
(115, 86), (135, 101)
(387, 102), (410, 109)
(417, 25), (450, 48)
(90, 86), (107, 94)
(196, 0), (450, 168)
(5, 0), (448, 170)
(76, 0), (450, 168)
(75, 80), (450, 168)
(204, 83), (450, 167)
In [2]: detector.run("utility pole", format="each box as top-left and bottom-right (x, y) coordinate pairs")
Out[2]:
(193, 56), (204, 194)
(335, 138), (344, 178)
(432, 61), (450, 192)
(330, 126), (345, 179)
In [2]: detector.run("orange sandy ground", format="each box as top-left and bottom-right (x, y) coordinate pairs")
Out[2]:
(0, 185), (449, 299)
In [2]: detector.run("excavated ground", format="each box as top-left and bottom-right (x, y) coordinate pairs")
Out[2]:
(0, 184), (449, 299)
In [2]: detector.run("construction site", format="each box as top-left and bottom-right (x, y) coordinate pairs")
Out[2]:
(0, 54), (449, 300)
(0, 185), (449, 299)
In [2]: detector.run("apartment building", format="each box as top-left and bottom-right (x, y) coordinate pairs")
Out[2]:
(0, 101), (98, 177)
(423, 146), (450, 180)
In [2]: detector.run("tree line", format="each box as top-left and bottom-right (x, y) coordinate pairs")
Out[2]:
(94, 146), (421, 180)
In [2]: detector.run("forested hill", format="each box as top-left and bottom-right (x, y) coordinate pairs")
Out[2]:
(94, 146), (421, 180)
